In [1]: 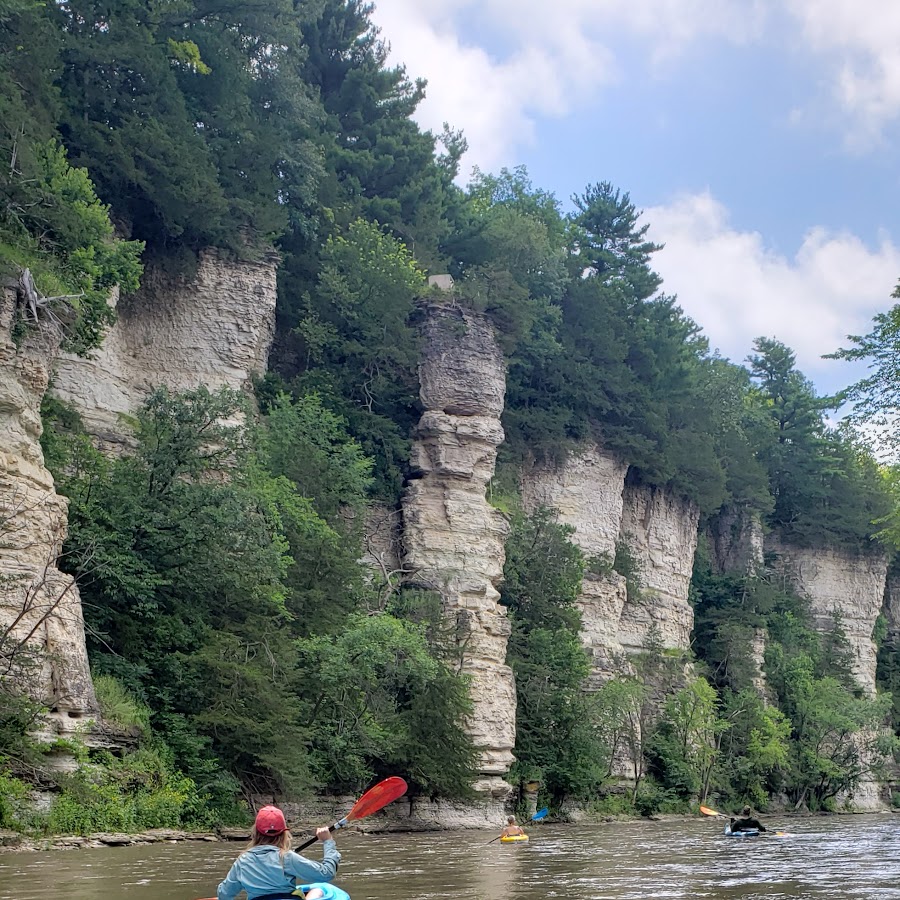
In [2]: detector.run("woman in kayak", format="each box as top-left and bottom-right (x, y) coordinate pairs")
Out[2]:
(730, 806), (767, 834)
(500, 816), (526, 839)
(217, 805), (342, 900)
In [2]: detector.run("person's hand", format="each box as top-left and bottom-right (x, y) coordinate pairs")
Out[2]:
(315, 826), (332, 843)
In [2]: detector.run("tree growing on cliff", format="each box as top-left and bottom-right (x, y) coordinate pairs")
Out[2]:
(748, 336), (889, 546)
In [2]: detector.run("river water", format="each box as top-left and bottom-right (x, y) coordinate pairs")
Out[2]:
(1, 816), (898, 899)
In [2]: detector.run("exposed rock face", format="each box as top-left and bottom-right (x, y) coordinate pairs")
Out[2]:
(884, 564), (900, 644)
(51, 249), (278, 448)
(0, 286), (98, 736)
(708, 506), (764, 575)
(617, 485), (699, 654)
(401, 301), (515, 790)
(769, 541), (888, 695)
(522, 447), (627, 559)
(522, 451), (699, 682)
(522, 446), (630, 683)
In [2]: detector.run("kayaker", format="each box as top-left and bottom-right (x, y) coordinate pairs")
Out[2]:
(730, 806), (767, 834)
(216, 805), (341, 900)
(500, 815), (526, 838)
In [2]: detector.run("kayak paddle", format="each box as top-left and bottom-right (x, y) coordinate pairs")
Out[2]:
(700, 805), (725, 817)
(532, 808), (548, 821)
(295, 776), (409, 851)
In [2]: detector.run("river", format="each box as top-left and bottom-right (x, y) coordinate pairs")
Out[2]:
(1, 815), (898, 899)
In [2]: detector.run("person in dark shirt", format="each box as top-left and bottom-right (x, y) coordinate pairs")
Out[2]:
(730, 805), (767, 833)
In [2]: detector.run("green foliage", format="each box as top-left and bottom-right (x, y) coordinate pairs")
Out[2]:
(47, 747), (208, 835)
(0, 138), (143, 353)
(501, 507), (585, 632)
(296, 613), (476, 798)
(827, 281), (900, 451)
(46, 384), (471, 808)
(285, 218), (426, 499)
(647, 677), (725, 802)
(748, 337), (889, 546)
(0, 772), (28, 829)
(502, 509), (611, 804)
(93, 675), (151, 737)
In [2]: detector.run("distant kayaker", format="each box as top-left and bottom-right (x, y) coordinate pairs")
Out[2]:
(730, 806), (767, 834)
(501, 815), (526, 838)
(217, 805), (342, 900)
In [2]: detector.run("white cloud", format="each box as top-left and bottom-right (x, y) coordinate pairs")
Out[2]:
(785, 0), (900, 142)
(645, 191), (900, 383)
(370, 0), (766, 172)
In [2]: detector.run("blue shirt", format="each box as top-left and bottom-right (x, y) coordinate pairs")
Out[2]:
(217, 842), (341, 900)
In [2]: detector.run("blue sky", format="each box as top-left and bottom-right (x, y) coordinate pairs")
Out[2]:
(370, 0), (900, 396)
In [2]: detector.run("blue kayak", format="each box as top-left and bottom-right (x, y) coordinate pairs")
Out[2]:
(300, 885), (352, 900)
(723, 826), (759, 837)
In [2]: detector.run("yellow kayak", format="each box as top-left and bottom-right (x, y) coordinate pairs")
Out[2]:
(499, 834), (529, 843)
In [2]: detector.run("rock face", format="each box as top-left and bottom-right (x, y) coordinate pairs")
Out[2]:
(769, 541), (888, 696)
(708, 506), (764, 575)
(522, 447), (629, 683)
(617, 484), (700, 655)
(522, 447), (627, 560)
(0, 286), (98, 736)
(401, 300), (516, 791)
(522, 449), (699, 683)
(883, 564), (900, 645)
(51, 249), (278, 448)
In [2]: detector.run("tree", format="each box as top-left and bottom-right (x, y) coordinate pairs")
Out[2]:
(500, 508), (612, 804)
(287, 218), (426, 499)
(827, 280), (900, 456)
(51, 387), (315, 788)
(570, 182), (663, 299)
(748, 336), (889, 546)
(295, 614), (476, 798)
(648, 677), (725, 803)
(50, 0), (321, 251)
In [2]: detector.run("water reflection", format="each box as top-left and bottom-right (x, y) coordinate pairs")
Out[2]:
(1, 816), (899, 900)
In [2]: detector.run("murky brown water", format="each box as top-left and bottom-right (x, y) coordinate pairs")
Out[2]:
(0, 816), (898, 899)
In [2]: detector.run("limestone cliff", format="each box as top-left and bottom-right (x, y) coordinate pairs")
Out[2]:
(522, 447), (629, 684)
(0, 285), (98, 738)
(883, 562), (900, 645)
(708, 506), (764, 576)
(617, 484), (700, 655)
(769, 540), (888, 696)
(51, 249), (278, 448)
(522, 448), (699, 684)
(400, 298), (516, 793)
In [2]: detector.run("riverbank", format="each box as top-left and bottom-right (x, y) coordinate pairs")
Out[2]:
(3, 806), (895, 854)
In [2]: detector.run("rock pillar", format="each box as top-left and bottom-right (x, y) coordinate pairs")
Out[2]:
(401, 298), (516, 794)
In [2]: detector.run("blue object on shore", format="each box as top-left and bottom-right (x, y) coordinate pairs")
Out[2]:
(532, 808), (549, 821)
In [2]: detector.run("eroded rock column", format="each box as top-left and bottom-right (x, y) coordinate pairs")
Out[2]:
(0, 286), (98, 737)
(401, 300), (515, 793)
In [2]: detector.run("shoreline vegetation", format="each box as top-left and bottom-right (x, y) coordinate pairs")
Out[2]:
(3, 809), (898, 854)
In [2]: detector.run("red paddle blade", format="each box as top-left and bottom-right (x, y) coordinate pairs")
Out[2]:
(700, 805), (721, 817)
(345, 776), (408, 822)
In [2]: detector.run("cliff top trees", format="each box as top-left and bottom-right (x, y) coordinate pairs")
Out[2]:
(748, 336), (889, 546)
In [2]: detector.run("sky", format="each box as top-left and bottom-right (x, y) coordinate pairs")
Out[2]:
(369, 0), (900, 396)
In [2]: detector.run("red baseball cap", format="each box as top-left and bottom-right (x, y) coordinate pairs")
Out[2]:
(255, 805), (287, 835)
